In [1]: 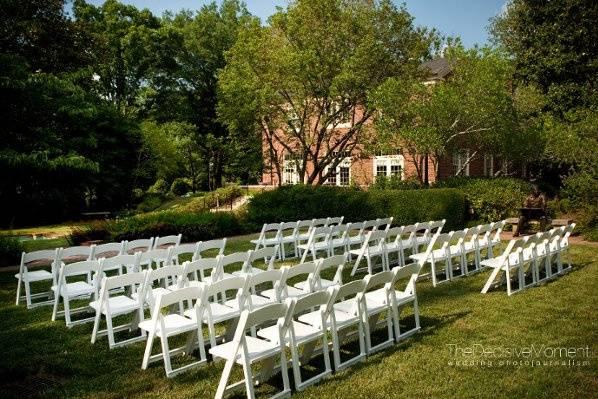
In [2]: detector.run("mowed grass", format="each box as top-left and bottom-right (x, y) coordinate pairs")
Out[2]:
(0, 237), (596, 399)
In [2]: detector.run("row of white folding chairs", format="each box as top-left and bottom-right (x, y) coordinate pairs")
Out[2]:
(251, 217), (345, 260)
(480, 223), (575, 295)
(348, 219), (447, 276)
(408, 221), (506, 286)
(14, 237), (227, 309)
(295, 218), (396, 264)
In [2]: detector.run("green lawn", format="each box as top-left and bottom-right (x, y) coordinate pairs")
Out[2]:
(0, 240), (596, 398)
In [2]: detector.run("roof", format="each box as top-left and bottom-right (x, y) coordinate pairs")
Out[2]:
(421, 57), (452, 80)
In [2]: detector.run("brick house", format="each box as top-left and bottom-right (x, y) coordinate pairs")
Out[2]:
(261, 58), (527, 187)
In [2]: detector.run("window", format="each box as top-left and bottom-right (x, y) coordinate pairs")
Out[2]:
(484, 154), (494, 177)
(373, 155), (405, 179)
(283, 154), (300, 184)
(452, 149), (470, 176)
(324, 157), (351, 186)
(325, 100), (352, 129)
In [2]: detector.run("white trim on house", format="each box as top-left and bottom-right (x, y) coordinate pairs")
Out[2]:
(452, 149), (470, 176)
(324, 157), (352, 186)
(484, 154), (494, 177)
(373, 154), (405, 180)
(283, 154), (300, 184)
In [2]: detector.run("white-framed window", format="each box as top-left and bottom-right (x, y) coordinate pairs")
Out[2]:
(325, 100), (352, 129)
(373, 154), (405, 179)
(501, 159), (510, 176)
(484, 154), (494, 177)
(452, 149), (470, 176)
(324, 157), (351, 186)
(283, 153), (300, 184)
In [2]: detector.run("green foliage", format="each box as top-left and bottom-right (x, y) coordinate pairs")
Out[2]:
(435, 177), (532, 222)
(218, 0), (437, 185)
(181, 185), (244, 212)
(147, 179), (168, 195)
(561, 172), (598, 236)
(490, 0), (598, 114)
(67, 221), (111, 246)
(135, 193), (165, 213)
(104, 212), (245, 242)
(372, 175), (423, 190)
(246, 185), (466, 230)
(170, 178), (192, 196)
(0, 235), (24, 267)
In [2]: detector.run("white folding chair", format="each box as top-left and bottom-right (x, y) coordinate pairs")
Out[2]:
(15, 248), (58, 308)
(125, 238), (154, 254)
(138, 265), (184, 308)
(139, 286), (207, 377)
(212, 300), (296, 399)
(91, 270), (147, 348)
(350, 230), (388, 276)
(556, 223), (575, 274)
(268, 262), (316, 299)
(170, 242), (200, 265)
(279, 221), (299, 260)
(298, 226), (332, 263)
(461, 227), (481, 274)
(345, 222), (366, 251)
(100, 253), (142, 276)
(196, 238), (227, 258)
(179, 258), (220, 287)
(246, 269), (287, 310)
(94, 241), (125, 259)
(258, 288), (337, 391)
(299, 280), (366, 371)
(233, 246), (278, 277)
(360, 270), (395, 354)
(189, 276), (249, 349)
(153, 234), (182, 249)
(295, 219), (316, 247)
(384, 226), (405, 267)
(375, 217), (393, 232)
(480, 237), (530, 295)
(139, 247), (173, 271)
(488, 220), (505, 257)
(367, 263), (422, 342)
(218, 252), (250, 282)
(299, 254), (344, 291)
(409, 232), (452, 286)
(51, 259), (102, 327)
(327, 216), (344, 226)
(472, 223), (493, 266)
(251, 223), (282, 256)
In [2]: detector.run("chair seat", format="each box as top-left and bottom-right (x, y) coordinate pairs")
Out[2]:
(295, 278), (336, 291)
(280, 235), (297, 244)
(463, 242), (476, 252)
(209, 336), (280, 363)
(186, 302), (240, 323)
(133, 287), (170, 303)
(52, 281), (95, 297)
(262, 285), (307, 299)
(481, 253), (520, 269)
(410, 248), (448, 262)
(299, 307), (357, 329)
(477, 237), (490, 247)
(250, 238), (279, 246)
(15, 269), (53, 282)
(248, 294), (276, 309)
(349, 246), (385, 257)
(258, 321), (321, 345)
(365, 288), (414, 306)
(232, 268), (265, 277)
(90, 295), (139, 315)
(138, 314), (197, 337)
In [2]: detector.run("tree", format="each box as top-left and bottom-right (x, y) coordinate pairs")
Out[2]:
(372, 47), (534, 184)
(490, 0), (598, 115)
(218, 0), (436, 185)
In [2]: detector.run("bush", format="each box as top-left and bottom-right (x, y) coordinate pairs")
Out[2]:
(0, 235), (24, 267)
(105, 211), (245, 242)
(372, 175), (423, 190)
(136, 192), (165, 213)
(182, 185), (244, 213)
(434, 177), (532, 222)
(147, 179), (168, 194)
(170, 178), (192, 196)
(561, 172), (598, 239)
(246, 185), (466, 230)
(68, 221), (111, 246)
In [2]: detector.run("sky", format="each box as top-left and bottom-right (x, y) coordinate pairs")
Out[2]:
(85, 0), (507, 48)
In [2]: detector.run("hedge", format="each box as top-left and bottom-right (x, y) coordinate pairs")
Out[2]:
(246, 185), (467, 230)
(434, 177), (532, 222)
(70, 211), (246, 245)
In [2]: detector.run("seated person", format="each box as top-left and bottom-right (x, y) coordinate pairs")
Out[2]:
(514, 184), (546, 237)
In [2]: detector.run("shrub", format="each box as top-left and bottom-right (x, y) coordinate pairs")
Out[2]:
(147, 179), (168, 194)
(106, 211), (245, 242)
(68, 220), (111, 246)
(170, 178), (192, 196)
(434, 177), (532, 222)
(182, 185), (244, 212)
(372, 175), (423, 190)
(246, 185), (466, 230)
(136, 193), (164, 213)
(0, 235), (24, 267)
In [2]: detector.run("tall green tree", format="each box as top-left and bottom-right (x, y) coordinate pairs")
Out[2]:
(490, 0), (598, 114)
(372, 47), (534, 183)
(218, 0), (436, 185)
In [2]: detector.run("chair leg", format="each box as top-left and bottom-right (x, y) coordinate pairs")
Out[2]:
(24, 280), (33, 308)
(91, 310), (101, 344)
(106, 315), (116, 348)
(15, 277), (22, 306)
(430, 259), (437, 286)
(51, 291), (60, 321)
(160, 333), (172, 376)
(242, 357), (255, 399)
(142, 332), (155, 369)
(63, 297), (72, 326)
(506, 268), (512, 295)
